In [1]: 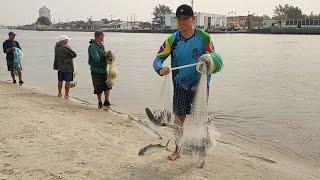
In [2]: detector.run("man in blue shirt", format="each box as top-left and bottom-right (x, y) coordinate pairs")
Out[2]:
(2, 32), (24, 84)
(152, 4), (223, 167)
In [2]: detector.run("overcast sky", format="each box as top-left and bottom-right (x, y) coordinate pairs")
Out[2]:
(0, 0), (319, 25)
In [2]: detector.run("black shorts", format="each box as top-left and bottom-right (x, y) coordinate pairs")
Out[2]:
(91, 71), (112, 94)
(173, 87), (196, 116)
(58, 71), (73, 82)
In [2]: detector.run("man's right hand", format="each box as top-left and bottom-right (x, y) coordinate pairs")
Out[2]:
(6, 47), (14, 53)
(160, 66), (170, 76)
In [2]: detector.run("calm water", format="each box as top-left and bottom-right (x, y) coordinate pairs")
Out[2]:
(1, 29), (319, 174)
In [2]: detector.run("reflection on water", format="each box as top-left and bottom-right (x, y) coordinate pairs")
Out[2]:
(0, 30), (319, 172)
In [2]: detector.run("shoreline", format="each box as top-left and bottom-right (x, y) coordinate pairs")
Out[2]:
(12, 28), (320, 35)
(0, 80), (319, 179)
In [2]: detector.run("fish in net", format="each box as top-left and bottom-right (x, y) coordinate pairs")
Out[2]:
(147, 54), (223, 160)
(179, 72), (212, 158)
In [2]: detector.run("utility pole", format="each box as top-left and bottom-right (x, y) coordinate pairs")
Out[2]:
(91, 16), (93, 30)
(191, 0), (194, 9)
(133, 14), (136, 30)
(87, 17), (89, 30)
(67, 19), (71, 30)
(127, 16), (129, 30)
(151, 15), (153, 30)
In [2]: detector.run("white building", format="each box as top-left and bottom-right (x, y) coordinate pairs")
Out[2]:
(119, 22), (142, 30)
(164, 13), (178, 29)
(100, 21), (143, 30)
(39, 6), (51, 21)
(119, 22), (132, 30)
(263, 19), (320, 28)
(262, 20), (279, 28)
(283, 19), (320, 28)
(194, 12), (227, 29)
(165, 12), (227, 30)
(165, 14), (177, 30)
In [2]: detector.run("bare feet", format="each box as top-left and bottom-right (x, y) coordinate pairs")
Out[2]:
(58, 93), (62, 97)
(64, 95), (70, 99)
(167, 152), (180, 161)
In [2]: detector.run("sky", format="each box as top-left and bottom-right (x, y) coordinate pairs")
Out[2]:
(0, 0), (319, 25)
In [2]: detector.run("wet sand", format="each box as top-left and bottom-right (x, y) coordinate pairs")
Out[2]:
(0, 81), (318, 180)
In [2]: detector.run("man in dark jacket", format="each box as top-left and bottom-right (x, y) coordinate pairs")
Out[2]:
(54, 35), (77, 99)
(88, 31), (111, 109)
(2, 31), (24, 84)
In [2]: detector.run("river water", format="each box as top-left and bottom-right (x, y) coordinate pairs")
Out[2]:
(1, 29), (319, 175)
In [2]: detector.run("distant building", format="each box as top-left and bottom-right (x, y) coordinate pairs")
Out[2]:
(263, 18), (320, 28)
(227, 15), (264, 29)
(247, 15), (264, 29)
(101, 20), (148, 30)
(164, 13), (178, 30)
(120, 21), (141, 30)
(227, 16), (246, 29)
(165, 12), (227, 30)
(39, 6), (51, 21)
(165, 14), (176, 29)
(283, 19), (320, 28)
(119, 22), (132, 30)
(87, 20), (104, 30)
(100, 20), (123, 30)
(195, 13), (227, 29)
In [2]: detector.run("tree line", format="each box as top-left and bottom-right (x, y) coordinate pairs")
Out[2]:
(35, 4), (319, 27)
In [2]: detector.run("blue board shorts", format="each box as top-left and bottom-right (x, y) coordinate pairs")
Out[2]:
(58, 71), (73, 82)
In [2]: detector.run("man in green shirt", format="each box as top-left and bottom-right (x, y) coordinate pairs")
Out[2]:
(88, 31), (111, 109)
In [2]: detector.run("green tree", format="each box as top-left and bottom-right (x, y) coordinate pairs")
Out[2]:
(140, 22), (152, 29)
(274, 4), (303, 19)
(36, 16), (52, 26)
(152, 4), (173, 30)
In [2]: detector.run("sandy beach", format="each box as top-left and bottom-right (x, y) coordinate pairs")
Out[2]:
(0, 81), (318, 180)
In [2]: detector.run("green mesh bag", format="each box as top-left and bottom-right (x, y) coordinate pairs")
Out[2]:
(210, 52), (224, 74)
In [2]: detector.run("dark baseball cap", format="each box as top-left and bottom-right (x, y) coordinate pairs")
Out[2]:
(8, 31), (16, 36)
(94, 31), (104, 37)
(176, 4), (194, 18)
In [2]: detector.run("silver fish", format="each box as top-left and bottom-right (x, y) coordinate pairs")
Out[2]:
(130, 115), (163, 140)
(138, 139), (171, 156)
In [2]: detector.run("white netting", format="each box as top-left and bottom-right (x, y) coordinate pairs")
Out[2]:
(148, 74), (174, 126)
(180, 72), (211, 157)
(149, 63), (220, 159)
(105, 50), (118, 88)
(70, 60), (78, 88)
